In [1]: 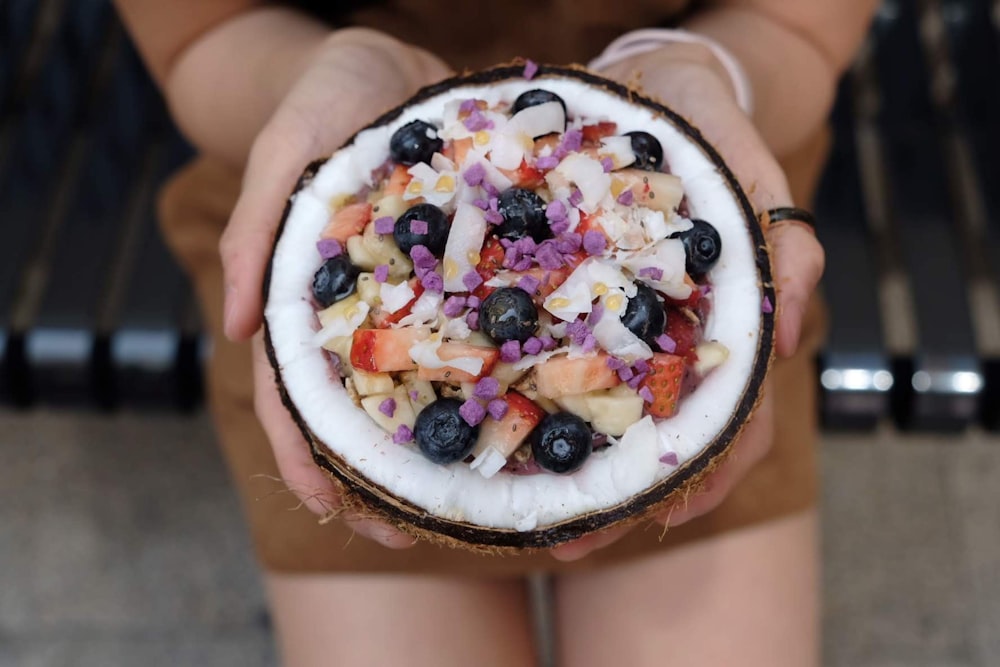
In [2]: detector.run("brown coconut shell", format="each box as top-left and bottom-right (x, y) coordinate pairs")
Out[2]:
(263, 63), (776, 552)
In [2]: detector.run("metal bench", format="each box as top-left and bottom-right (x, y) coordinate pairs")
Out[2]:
(1, 0), (998, 432)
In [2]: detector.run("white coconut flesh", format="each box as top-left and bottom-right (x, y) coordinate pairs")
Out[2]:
(265, 69), (770, 537)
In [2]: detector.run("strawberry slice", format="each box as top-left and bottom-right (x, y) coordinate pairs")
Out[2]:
(371, 280), (424, 328)
(476, 392), (546, 457)
(535, 354), (620, 398)
(417, 343), (500, 384)
(664, 307), (702, 363)
(501, 159), (546, 189)
(639, 353), (685, 418)
(350, 328), (425, 373)
(383, 165), (412, 197)
(581, 121), (617, 144)
(321, 202), (372, 243)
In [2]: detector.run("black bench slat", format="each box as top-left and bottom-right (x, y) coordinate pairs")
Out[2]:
(816, 83), (894, 430)
(109, 130), (197, 409)
(24, 36), (159, 407)
(872, 2), (983, 430)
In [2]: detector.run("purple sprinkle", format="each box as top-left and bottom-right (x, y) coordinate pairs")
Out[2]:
(409, 219), (429, 235)
(634, 359), (650, 374)
(639, 266), (664, 281)
(534, 242), (564, 270)
(762, 295), (774, 314)
(523, 59), (539, 80)
(485, 209), (504, 224)
(659, 452), (679, 466)
(518, 274), (541, 294)
(483, 182), (500, 198)
(463, 162), (486, 187)
(568, 188), (584, 207)
(378, 397), (396, 417)
(473, 198), (489, 210)
(522, 337), (543, 355)
(488, 196), (500, 212)
(393, 424), (414, 444)
(656, 333), (677, 353)
(605, 356), (627, 371)
(582, 230), (607, 255)
(701, 284), (713, 296)
(627, 372), (647, 390)
(374, 264), (390, 283)
(513, 237), (537, 254)
(536, 155), (560, 170)
(616, 189), (635, 206)
(616, 365), (634, 382)
(421, 271), (444, 293)
(512, 257), (533, 272)
(443, 296), (467, 317)
(556, 233), (582, 255)
(559, 130), (583, 155)
(487, 398), (509, 421)
(549, 219), (570, 235)
(638, 386), (655, 403)
(466, 295), (481, 309)
(465, 309), (480, 330)
(409, 245), (437, 269)
(539, 335), (558, 351)
(459, 399), (487, 427)
(463, 110), (493, 132)
(499, 340), (522, 363)
(581, 333), (598, 353)
(459, 98), (478, 114)
(463, 270), (484, 291)
(409, 390), (420, 402)
(601, 156), (614, 172)
(565, 320), (589, 346)
(473, 376), (500, 400)
(316, 238), (343, 258)
(373, 216), (395, 235)
(545, 200), (567, 223)
(588, 302), (604, 325)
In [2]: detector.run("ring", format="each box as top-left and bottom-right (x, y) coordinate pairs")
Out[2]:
(762, 206), (817, 231)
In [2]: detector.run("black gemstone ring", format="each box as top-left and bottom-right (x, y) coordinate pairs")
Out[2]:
(762, 206), (816, 230)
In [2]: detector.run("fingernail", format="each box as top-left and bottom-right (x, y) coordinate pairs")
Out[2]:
(223, 285), (237, 339)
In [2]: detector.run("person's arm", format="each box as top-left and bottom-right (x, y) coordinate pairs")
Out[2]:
(683, 0), (879, 155)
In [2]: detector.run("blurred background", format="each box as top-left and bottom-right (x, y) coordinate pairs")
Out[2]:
(1, 0), (999, 664)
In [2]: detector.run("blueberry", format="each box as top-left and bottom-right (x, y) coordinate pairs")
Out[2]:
(511, 89), (568, 119)
(620, 282), (666, 346)
(530, 412), (593, 474)
(389, 120), (443, 166)
(670, 219), (722, 278)
(624, 131), (664, 171)
(414, 398), (480, 465)
(495, 188), (552, 242)
(312, 255), (359, 307)
(480, 287), (538, 344)
(394, 203), (450, 256)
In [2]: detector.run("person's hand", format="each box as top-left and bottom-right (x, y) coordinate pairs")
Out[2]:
(222, 28), (451, 548)
(550, 44), (824, 561)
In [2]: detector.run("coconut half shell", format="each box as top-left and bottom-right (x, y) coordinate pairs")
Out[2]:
(263, 64), (775, 550)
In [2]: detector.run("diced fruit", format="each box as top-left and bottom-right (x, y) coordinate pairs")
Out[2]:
(372, 193), (409, 220)
(355, 273), (380, 305)
(584, 384), (644, 436)
(449, 137), (474, 166)
(553, 393), (593, 422)
(383, 166), (413, 197)
(322, 202), (372, 243)
(581, 121), (617, 144)
(400, 372), (437, 411)
(414, 398), (479, 464)
(318, 293), (364, 327)
(534, 354), (620, 398)
(693, 341), (729, 376)
(362, 221), (413, 278)
(372, 280), (423, 328)
(361, 386), (417, 435)
(491, 361), (529, 391)
(664, 307), (702, 363)
(350, 327), (429, 373)
(618, 169), (683, 214)
(529, 411), (592, 473)
(351, 369), (395, 396)
(417, 343), (500, 384)
(472, 392), (545, 458)
(321, 335), (353, 375)
(347, 235), (378, 269)
(639, 353), (685, 418)
(500, 160), (546, 189)
(665, 274), (701, 308)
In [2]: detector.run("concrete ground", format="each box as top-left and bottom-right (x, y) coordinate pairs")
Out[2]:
(1, 409), (998, 666)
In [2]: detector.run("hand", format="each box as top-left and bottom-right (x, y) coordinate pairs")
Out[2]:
(550, 45), (824, 561)
(222, 28), (451, 548)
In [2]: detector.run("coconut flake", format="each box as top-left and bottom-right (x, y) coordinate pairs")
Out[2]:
(600, 135), (636, 169)
(510, 101), (565, 140)
(470, 445), (507, 478)
(443, 203), (488, 292)
(591, 315), (653, 361)
(379, 281), (415, 313)
(618, 238), (691, 299)
(397, 291), (443, 327)
(409, 337), (485, 376)
(554, 154), (609, 212)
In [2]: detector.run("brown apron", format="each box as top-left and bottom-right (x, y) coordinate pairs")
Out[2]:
(158, 0), (828, 575)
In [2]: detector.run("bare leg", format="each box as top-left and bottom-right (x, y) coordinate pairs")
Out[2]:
(553, 510), (819, 667)
(266, 572), (538, 667)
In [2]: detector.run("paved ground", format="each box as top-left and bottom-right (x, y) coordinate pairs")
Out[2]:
(1, 409), (998, 666)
